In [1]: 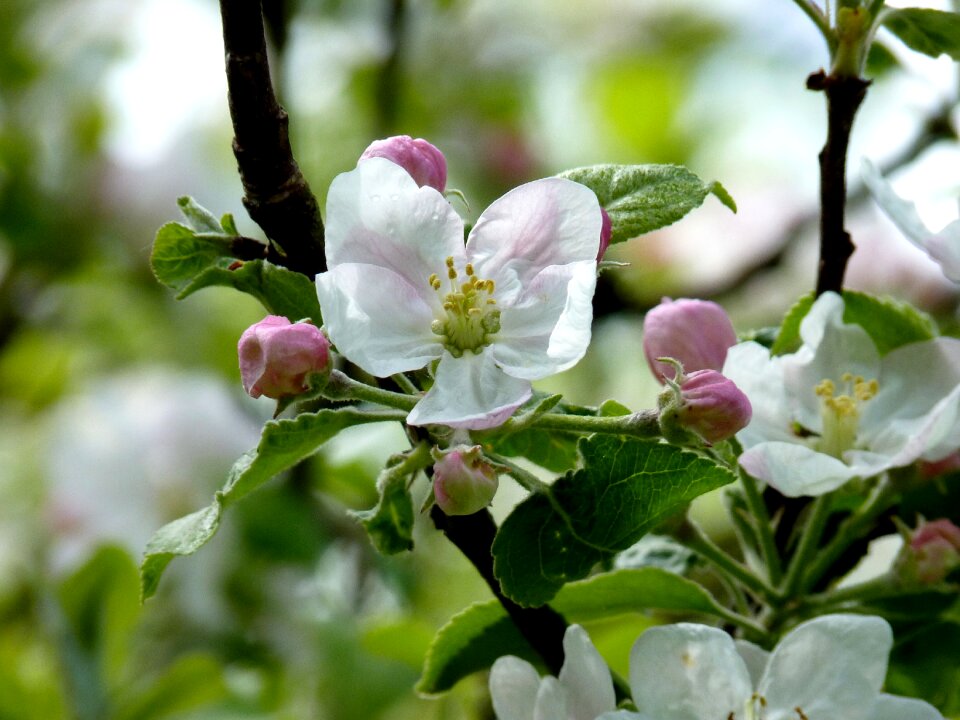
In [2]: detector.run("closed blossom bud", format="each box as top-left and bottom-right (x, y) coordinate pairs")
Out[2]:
(238, 316), (330, 399)
(597, 207), (612, 261)
(895, 519), (960, 585)
(432, 445), (499, 516)
(658, 368), (752, 444)
(359, 135), (447, 192)
(643, 298), (738, 383)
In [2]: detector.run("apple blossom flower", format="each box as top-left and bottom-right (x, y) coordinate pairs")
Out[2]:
(489, 624), (617, 720)
(862, 158), (960, 282)
(623, 614), (943, 720)
(658, 368), (752, 444)
(723, 292), (960, 497)
(359, 135), (447, 192)
(316, 157), (601, 429)
(895, 518), (960, 585)
(432, 445), (499, 515)
(238, 316), (331, 399)
(644, 298), (738, 382)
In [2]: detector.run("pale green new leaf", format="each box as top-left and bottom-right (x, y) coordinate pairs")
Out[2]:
(883, 8), (960, 61)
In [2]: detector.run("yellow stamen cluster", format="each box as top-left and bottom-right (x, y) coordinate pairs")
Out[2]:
(429, 256), (501, 357)
(814, 372), (879, 458)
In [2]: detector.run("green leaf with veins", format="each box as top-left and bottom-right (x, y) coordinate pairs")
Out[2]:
(883, 8), (960, 61)
(558, 164), (735, 245)
(492, 436), (735, 607)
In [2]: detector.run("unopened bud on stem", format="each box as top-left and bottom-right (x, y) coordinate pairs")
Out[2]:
(360, 135), (448, 192)
(643, 298), (737, 383)
(432, 445), (499, 516)
(238, 316), (330, 399)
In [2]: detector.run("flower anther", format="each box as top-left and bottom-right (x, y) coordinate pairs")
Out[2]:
(814, 373), (878, 458)
(429, 257), (501, 356)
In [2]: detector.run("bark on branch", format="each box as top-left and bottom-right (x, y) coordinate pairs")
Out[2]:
(219, 0), (325, 277)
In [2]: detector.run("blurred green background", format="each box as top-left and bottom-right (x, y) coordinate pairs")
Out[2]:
(1, 0), (958, 718)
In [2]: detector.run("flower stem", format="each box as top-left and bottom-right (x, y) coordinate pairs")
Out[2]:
(781, 495), (832, 597)
(739, 468), (784, 587)
(322, 370), (418, 412)
(390, 372), (420, 395)
(789, 0), (834, 52)
(528, 409), (661, 438)
(679, 518), (780, 604)
(486, 453), (550, 494)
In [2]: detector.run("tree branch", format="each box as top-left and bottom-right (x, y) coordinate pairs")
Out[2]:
(219, 0), (325, 277)
(808, 70), (870, 296)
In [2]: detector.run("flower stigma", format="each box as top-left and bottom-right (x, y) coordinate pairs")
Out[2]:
(814, 372), (879, 458)
(429, 256), (501, 357)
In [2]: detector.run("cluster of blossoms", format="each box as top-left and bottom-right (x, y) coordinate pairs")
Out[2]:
(490, 616), (944, 720)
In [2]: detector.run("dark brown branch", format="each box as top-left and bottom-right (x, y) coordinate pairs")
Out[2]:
(430, 507), (570, 676)
(808, 70), (870, 296)
(219, 0), (325, 278)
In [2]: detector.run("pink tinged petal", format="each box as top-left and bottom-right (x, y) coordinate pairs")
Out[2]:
(870, 694), (946, 720)
(628, 623), (751, 720)
(759, 614), (892, 720)
(325, 157), (464, 302)
(316, 263), (442, 377)
(493, 262), (596, 380)
(533, 677), (567, 720)
(643, 298), (738, 383)
(490, 656), (542, 720)
(558, 625), (616, 720)
(407, 348), (532, 429)
(467, 178), (601, 304)
(740, 441), (863, 497)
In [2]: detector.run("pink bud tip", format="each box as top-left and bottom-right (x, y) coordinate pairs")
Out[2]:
(643, 298), (738, 383)
(433, 446), (499, 516)
(238, 316), (330, 399)
(359, 135), (447, 192)
(597, 208), (612, 261)
(677, 369), (752, 443)
(901, 519), (960, 584)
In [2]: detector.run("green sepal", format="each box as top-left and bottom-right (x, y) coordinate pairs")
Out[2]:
(558, 164), (735, 246)
(492, 436), (736, 607)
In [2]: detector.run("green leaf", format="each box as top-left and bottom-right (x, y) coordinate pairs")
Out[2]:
(140, 408), (398, 600)
(771, 290), (936, 357)
(150, 198), (322, 323)
(492, 436), (736, 606)
(418, 567), (723, 694)
(558, 164), (735, 245)
(883, 8), (960, 61)
(112, 654), (227, 720)
(489, 428), (580, 473)
(350, 468), (416, 555)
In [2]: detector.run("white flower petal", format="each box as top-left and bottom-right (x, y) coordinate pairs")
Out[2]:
(558, 625), (616, 720)
(467, 178), (600, 304)
(628, 623), (750, 720)
(407, 348), (532, 429)
(734, 639), (770, 688)
(490, 656), (542, 720)
(325, 157), (465, 298)
(493, 262), (595, 380)
(759, 614), (892, 720)
(740, 441), (864, 497)
(533, 677), (567, 720)
(596, 713), (651, 720)
(723, 342), (794, 448)
(316, 263), (441, 376)
(869, 694), (945, 720)
(863, 158), (960, 282)
(782, 292), (880, 432)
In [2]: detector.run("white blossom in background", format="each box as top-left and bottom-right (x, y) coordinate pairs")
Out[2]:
(489, 624), (617, 720)
(316, 157), (601, 429)
(862, 158), (960, 283)
(45, 368), (261, 572)
(723, 292), (960, 497)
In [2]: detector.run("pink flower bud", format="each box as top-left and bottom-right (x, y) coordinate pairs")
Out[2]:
(898, 519), (960, 584)
(359, 135), (447, 192)
(643, 298), (738, 383)
(659, 369), (752, 444)
(238, 316), (330, 399)
(597, 207), (612, 261)
(432, 446), (499, 516)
